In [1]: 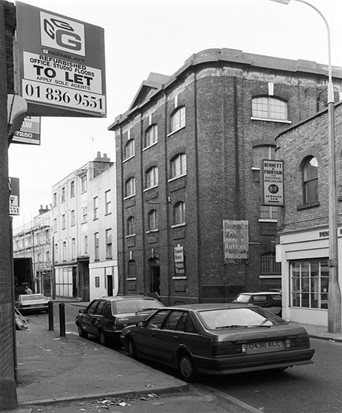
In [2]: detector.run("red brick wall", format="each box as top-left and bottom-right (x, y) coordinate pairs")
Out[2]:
(0, 0), (16, 379)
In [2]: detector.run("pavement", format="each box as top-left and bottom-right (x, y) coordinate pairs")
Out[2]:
(4, 302), (342, 413)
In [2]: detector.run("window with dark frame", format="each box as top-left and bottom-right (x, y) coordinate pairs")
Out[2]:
(302, 156), (318, 204)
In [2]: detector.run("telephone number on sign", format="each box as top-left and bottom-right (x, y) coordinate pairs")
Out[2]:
(22, 80), (106, 114)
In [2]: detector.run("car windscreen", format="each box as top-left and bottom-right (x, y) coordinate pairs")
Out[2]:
(197, 307), (286, 330)
(20, 294), (45, 301)
(233, 294), (250, 303)
(112, 299), (163, 315)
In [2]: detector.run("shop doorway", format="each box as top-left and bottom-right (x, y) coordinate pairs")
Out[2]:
(149, 258), (160, 295)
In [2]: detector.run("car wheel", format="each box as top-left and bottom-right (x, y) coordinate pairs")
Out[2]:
(178, 352), (197, 382)
(99, 331), (108, 346)
(127, 337), (137, 358)
(78, 324), (88, 339)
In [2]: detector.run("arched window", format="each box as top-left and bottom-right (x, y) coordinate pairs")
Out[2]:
(124, 139), (135, 159)
(145, 166), (158, 189)
(148, 209), (158, 231)
(170, 153), (187, 179)
(252, 97), (288, 121)
(145, 124), (158, 148)
(125, 177), (135, 197)
(302, 156), (318, 204)
(170, 106), (185, 133)
(127, 216), (135, 236)
(173, 201), (185, 225)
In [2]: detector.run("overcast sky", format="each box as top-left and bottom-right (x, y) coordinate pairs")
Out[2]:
(8, 0), (342, 228)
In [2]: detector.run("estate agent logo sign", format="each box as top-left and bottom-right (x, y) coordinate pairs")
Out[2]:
(16, 2), (106, 118)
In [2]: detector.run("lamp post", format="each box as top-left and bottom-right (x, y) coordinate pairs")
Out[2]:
(271, 0), (341, 333)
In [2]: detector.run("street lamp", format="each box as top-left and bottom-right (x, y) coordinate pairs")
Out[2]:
(270, 0), (341, 333)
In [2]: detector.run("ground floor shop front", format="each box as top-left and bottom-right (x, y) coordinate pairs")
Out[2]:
(277, 226), (342, 327)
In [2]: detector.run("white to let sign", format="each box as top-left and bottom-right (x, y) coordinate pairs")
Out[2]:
(223, 220), (249, 261)
(260, 160), (284, 206)
(16, 2), (106, 118)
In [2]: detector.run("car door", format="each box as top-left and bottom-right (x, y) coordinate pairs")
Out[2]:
(134, 309), (170, 360)
(92, 300), (107, 334)
(154, 310), (187, 364)
(80, 300), (102, 335)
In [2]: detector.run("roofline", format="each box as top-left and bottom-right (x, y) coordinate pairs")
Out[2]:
(108, 48), (342, 131)
(275, 100), (342, 141)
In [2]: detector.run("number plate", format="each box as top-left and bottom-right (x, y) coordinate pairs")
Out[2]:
(246, 340), (284, 354)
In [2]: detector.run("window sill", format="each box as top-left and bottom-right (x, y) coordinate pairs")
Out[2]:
(126, 234), (136, 238)
(258, 219), (277, 223)
(171, 223), (186, 228)
(144, 185), (158, 192)
(124, 194), (135, 201)
(143, 142), (157, 151)
(126, 277), (137, 281)
(297, 201), (320, 210)
(123, 155), (134, 163)
(167, 125), (185, 137)
(251, 117), (292, 124)
(146, 229), (159, 234)
(168, 174), (187, 183)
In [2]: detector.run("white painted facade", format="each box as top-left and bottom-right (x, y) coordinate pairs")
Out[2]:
(87, 164), (118, 301)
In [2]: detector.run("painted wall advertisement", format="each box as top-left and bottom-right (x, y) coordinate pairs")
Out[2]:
(15, 2), (106, 118)
(260, 159), (284, 206)
(223, 220), (249, 261)
(174, 245), (186, 276)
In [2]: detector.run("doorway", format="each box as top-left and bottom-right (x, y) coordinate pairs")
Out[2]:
(149, 258), (160, 295)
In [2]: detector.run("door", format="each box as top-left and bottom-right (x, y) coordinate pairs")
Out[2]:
(107, 275), (113, 296)
(149, 259), (160, 295)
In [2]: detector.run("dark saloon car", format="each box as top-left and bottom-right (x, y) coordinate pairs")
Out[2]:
(120, 303), (314, 382)
(15, 293), (50, 313)
(75, 295), (164, 346)
(232, 292), (282, 316)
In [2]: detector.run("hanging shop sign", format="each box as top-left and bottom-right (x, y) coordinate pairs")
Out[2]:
(15, 2), (106, 118)
(260, 159), (284, 206)
(12, 116), (41, 145)
(223, 220), (249, 261)
(9, 177), (20, 216)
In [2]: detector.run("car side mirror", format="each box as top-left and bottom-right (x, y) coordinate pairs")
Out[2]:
(79, 309), (86, 313)
(137, 321), (145, 327)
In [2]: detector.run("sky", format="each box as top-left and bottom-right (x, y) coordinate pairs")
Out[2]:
(8, 0), (342, 228)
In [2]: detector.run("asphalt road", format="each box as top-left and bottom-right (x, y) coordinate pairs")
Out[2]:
(48, 303), (342, 413)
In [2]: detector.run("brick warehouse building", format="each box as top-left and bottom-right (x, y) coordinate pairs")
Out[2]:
(109, 48), (342, 305)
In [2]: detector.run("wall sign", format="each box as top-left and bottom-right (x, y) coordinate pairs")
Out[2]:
(260, 159), (284, 206)
(223, 220), (249, 261)
(15, 2), (106, 118)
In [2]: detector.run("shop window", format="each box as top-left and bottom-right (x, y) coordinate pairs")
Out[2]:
(290, 259), (329, 309)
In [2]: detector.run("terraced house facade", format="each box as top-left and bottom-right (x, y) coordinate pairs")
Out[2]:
(109, 48), (342, 305)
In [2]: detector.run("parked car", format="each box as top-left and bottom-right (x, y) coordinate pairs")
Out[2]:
(120, 303), (314, 382)
(75, 295), (164, 346)
(15, 293), (50, 313)
(232, 292), (282, 316)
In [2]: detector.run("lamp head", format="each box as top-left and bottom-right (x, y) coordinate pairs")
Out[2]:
(269, 0), (291, 4)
